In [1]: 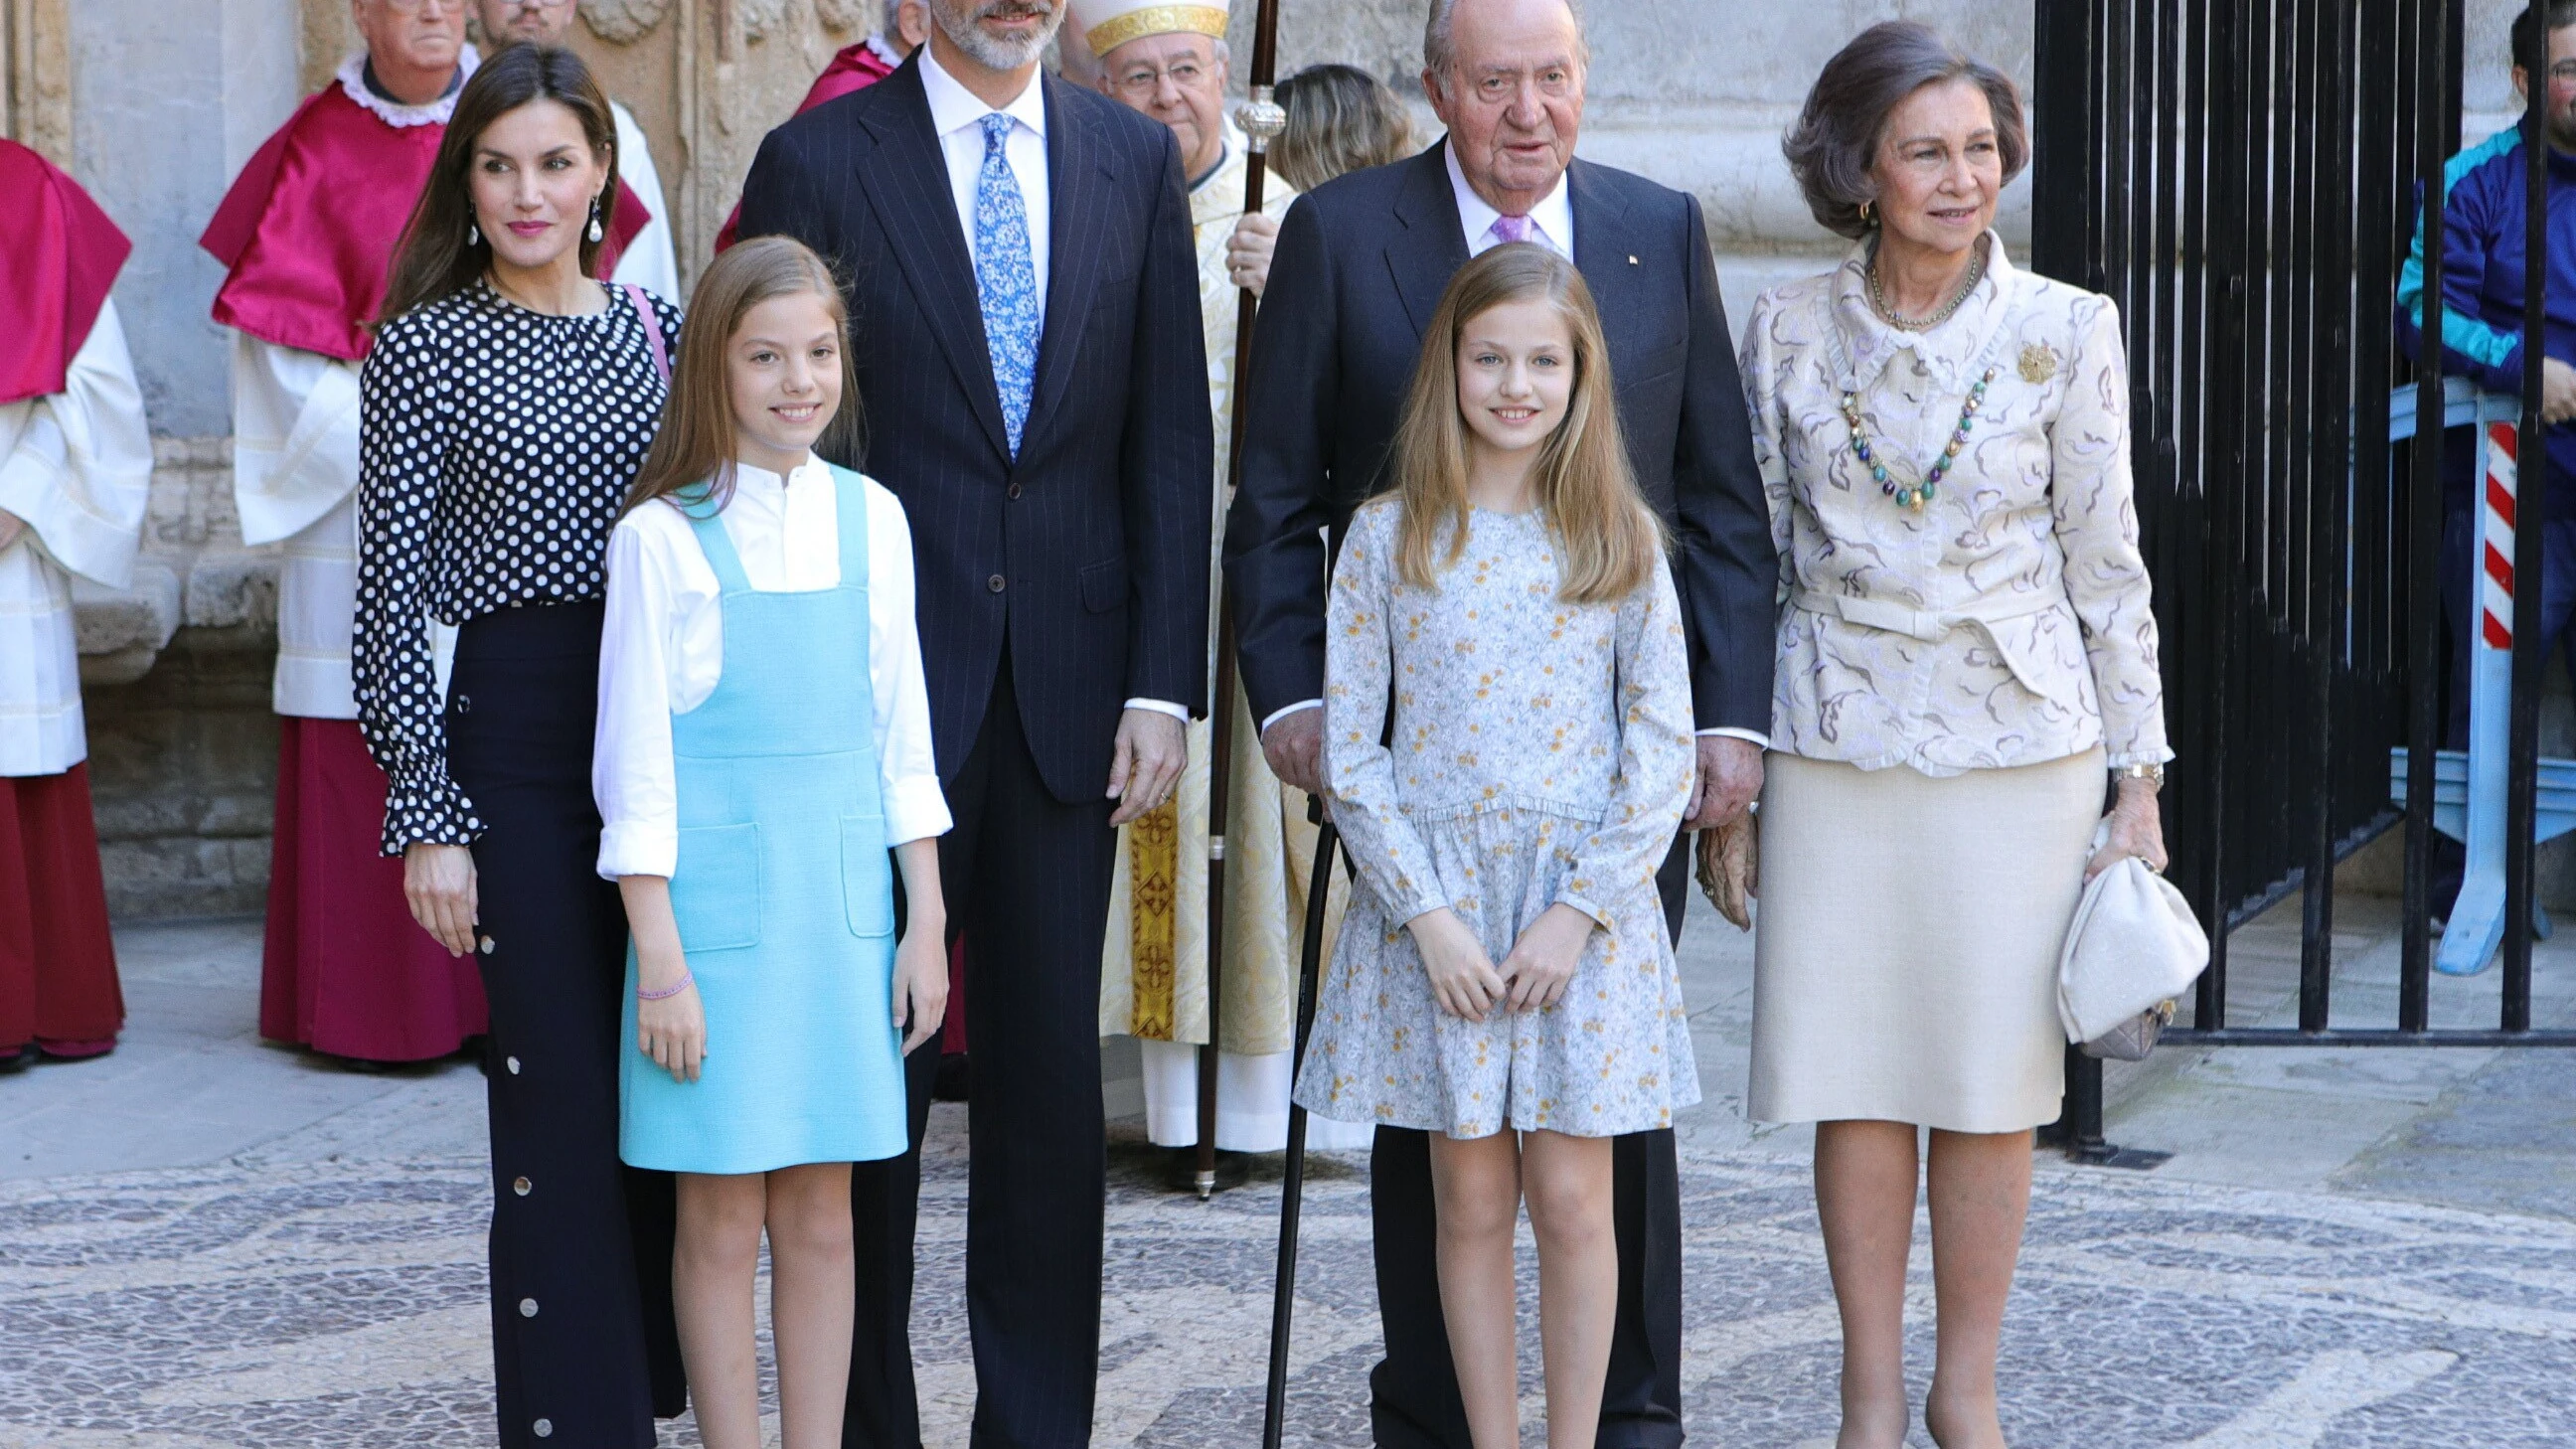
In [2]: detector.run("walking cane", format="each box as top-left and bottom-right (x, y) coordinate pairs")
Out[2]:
(1191, 0), (1292, 1197)
(1262, 799), (1338, 1449)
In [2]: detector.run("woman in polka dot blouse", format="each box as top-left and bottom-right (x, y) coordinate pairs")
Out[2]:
(351, 47), (685, 1449)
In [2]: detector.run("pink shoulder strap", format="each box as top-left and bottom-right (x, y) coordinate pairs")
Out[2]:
(623, 282), (670, 384)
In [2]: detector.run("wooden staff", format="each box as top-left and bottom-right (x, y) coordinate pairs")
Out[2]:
(1193, 0), (1290, 1200)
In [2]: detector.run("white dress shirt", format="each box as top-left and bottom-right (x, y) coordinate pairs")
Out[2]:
(1260, 145), (1765, 750)
(594, 456), (952, 879)
(918, 42), (1052, 307)
(1446, 140), (1575, 260)
(916, 44), (1187, 726)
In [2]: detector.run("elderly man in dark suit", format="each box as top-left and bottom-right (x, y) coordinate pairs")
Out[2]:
(732, 0), (1211, 1443)
(1224, 0), (1775, 1445)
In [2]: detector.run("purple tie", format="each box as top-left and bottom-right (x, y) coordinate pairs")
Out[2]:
(1493, 214), (1533, 246)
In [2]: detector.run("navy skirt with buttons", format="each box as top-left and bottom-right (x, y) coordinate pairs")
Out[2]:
(446, 600), (687, 1447)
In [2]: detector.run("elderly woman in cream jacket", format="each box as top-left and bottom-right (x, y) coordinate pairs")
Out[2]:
(1735, 22), (2173, 1449)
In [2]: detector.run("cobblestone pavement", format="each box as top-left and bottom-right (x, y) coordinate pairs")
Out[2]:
(6, 1128), (2576, 1447)
(4, 903), (2575, 1446)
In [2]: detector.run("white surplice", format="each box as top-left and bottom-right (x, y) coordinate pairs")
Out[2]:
(0, 299), (153, 777)
(607, 99), (681, 303)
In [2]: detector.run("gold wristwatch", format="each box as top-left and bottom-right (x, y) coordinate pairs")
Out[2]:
(2115, 761), (2167, 791)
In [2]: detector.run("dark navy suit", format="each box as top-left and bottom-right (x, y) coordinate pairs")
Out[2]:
(1225, 141), (1775, 1449)
(735, 51), (1211, 1449)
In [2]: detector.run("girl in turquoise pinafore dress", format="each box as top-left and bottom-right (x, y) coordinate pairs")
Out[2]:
(594, 239), (951, 1449)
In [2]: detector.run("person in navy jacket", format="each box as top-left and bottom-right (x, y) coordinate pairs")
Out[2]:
(2397, 0), (2576, 914)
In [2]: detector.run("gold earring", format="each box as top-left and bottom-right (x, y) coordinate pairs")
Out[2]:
(1859, 199), (1876, 229)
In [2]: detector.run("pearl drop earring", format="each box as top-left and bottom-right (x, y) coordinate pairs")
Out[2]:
(469, 220), (481, 246)
(587, 196), (604, 243)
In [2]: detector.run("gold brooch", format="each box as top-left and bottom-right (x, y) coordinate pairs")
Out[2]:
(2018, 344), (2058, 384)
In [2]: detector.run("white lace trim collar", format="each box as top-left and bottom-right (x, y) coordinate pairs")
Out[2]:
(866, 34), (905, 71)
(335, 46), (480, 129)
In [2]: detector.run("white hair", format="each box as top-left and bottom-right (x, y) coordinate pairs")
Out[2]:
(1422, 0), (1588, 93)
(928, 0), (1065, 71)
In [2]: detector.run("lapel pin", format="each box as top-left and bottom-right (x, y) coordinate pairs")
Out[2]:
(1628, 254), (1640, 265)
(2017, 343), (2059, 384)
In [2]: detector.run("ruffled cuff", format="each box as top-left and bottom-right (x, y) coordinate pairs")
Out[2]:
(378, 759), (482, 856)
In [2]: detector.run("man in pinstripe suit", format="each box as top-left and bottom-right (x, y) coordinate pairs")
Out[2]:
(734, 1), (1212, 1443)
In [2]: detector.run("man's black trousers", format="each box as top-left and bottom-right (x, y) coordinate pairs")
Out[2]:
(844, 654), (1117, 1449)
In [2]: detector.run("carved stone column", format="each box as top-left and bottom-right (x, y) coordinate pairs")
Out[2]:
(4, 0), (74, 161)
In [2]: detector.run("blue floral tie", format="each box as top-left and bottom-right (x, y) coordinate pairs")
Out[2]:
(973, 113), (1042, 456)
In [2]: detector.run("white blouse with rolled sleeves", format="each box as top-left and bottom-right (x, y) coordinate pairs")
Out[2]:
(593, 456), (951, 880)
(0, 298), (152, 777)
(1737, 233), (2174, 777)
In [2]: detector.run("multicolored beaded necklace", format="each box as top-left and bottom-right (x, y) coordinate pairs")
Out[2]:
(1841, 367), (1997, 512)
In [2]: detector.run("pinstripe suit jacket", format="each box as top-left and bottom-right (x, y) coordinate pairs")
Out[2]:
(734, 56), (1213, 804)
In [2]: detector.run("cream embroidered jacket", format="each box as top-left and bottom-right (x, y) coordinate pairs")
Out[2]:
(1738, 234), (2173, 777)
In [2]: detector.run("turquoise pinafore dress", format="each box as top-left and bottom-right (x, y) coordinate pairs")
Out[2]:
(619, 466), (909, 1174)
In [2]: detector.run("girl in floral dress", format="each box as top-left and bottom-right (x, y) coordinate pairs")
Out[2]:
(1292, 243), (1699, 1449)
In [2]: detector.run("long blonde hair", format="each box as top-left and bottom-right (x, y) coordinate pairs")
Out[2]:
(1384, 244), (1661, 603)
(624, 237), (865, 516)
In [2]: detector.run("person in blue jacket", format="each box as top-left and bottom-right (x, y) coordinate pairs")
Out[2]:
(2397, 0), (2576, 916)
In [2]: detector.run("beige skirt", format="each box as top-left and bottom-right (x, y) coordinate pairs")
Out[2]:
(1748, 748), (2103, 1134)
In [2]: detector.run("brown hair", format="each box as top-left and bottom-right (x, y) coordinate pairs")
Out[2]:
(1271, 64), (1420, 192)
(1382, 243), (1660, 604)
(1781, 21), (2027, 241)
(624, 237), (866, 517)
(380, 43), (620, 324)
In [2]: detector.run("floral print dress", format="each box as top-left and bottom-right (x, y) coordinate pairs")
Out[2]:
(1291, 501), (1700, 1140)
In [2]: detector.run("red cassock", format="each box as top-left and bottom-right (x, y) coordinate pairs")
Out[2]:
(711, 39), (901, 253)
(0, 141), (134, 1059)
(203, 80), (651, 1063)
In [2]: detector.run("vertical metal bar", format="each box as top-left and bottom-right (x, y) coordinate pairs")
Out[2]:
(2199, 0), (2246, 1021)
(2294, 0), (2338, 1032)
(2401, 0), (2447, 1028)
(2504, 17), (2547, 1033)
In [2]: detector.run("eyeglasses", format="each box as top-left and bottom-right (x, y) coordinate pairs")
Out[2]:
(1112, 60), (1210, 99)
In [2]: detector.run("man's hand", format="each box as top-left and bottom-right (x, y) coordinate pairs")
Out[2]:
(0, 508), (25, 554)
(1227, 212), (1280, 298)
(1107, 708), (1188, 826)
(2545, 358), (2576, 426)
(1687, 735), (1764, 831)
(1261, 705), (1325, 796)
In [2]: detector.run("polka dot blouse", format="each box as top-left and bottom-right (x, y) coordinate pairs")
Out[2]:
(352, 279), (680, 854)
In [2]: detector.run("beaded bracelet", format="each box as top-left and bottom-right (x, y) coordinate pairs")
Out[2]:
(637, 971), (695, 1002)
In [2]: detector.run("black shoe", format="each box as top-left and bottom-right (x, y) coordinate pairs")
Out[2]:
(932, 1051), (971, 1102)
(0, 1042), (36, 1074)
(335, 1054), (399, 1073)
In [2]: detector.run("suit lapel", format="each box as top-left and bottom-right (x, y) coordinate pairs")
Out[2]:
(1025, 77), (1113, 453)
(1566, 161), (1649, 377)
(1385, 142), (1471, 341)
(856, 60), (1012, 461)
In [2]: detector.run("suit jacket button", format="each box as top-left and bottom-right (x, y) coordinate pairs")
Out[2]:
(988, 574), (1007, 593)
(1007, 483), (1023, 500)
(533, 1419), (553, 1438)
(520, 1297), (539, 1317)
(513, 1176), (532, 1196)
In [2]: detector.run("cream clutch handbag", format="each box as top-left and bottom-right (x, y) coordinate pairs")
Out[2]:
(2055, 827), (2209, 1061)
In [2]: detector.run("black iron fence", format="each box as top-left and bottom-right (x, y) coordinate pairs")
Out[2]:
(2031, 0), (2576, 1157)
